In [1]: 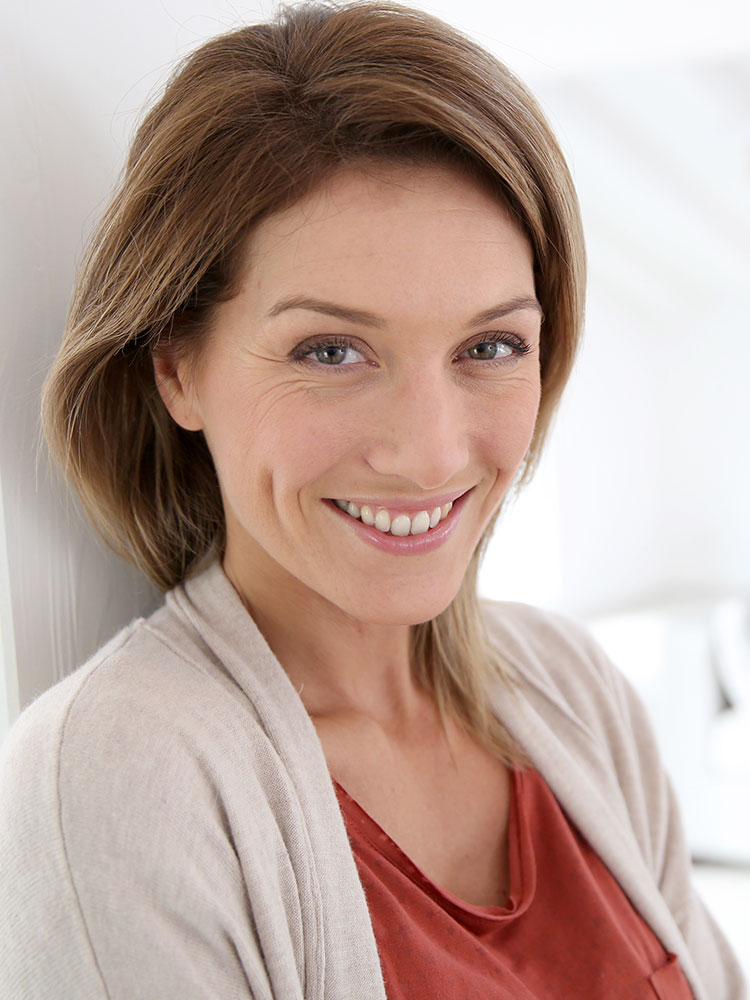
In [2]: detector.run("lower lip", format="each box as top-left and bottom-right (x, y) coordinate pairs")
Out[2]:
(325, 492), (470, 555)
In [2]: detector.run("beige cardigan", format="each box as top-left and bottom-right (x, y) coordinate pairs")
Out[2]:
(0, 561), (745, 999)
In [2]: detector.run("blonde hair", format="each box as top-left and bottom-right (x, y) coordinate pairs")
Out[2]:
(43, 1), (585, 761)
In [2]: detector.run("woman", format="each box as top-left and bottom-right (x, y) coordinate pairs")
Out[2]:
(0, 3), (744, 997)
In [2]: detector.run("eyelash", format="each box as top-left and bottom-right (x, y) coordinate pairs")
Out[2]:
(289, 332), (532, 369)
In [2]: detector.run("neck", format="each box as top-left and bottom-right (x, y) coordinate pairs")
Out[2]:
(223, 551), (426, 729)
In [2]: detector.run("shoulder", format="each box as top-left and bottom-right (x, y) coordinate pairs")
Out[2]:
(480, 598), (667, 825)
(2, 599), (241, 772)
(481, 599), (682, 886)
(481, 598), (595, 665)
(480, 599), (667, 878)
(480, 598), (634, 734)
(0, 597), (265, 896)
(0, 597), (274, 990)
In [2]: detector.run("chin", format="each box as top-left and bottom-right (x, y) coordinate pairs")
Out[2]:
(330, 579), (463, 628)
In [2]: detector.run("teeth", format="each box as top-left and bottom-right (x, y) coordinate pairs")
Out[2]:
(390, 514), (411, 537)
(410, 511), (431, 535)
(333, 497), (458, 536)
(374, 508), (391, 533)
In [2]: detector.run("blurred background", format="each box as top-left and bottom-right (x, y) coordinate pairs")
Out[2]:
(1, 0), (748, 970)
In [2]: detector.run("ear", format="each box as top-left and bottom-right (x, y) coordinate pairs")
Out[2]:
(152, 349), (205, 432)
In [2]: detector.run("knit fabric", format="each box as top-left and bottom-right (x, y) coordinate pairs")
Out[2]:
(0, 560), (745, 999)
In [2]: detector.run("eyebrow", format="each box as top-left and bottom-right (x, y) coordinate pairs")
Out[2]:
(267, 295), (384, 327)
(267, 294), (544, 327)
(469, 296), (544, 326)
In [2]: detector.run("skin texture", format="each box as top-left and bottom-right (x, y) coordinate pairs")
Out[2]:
(155, 162), (541, 698)
(155, 163), (541, 905)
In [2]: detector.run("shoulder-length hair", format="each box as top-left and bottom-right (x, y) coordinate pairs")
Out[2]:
(43, 1), (585, 761)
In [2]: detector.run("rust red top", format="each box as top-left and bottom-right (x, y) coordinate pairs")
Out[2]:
(334, 767), (694, 999)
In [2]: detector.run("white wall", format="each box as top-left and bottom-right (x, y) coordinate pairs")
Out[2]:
(479, 53), (750, 618)
(2, 0), (749, 734)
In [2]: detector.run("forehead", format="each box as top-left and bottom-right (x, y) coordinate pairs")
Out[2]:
(228, 162), (537, 331)
(246, 162), (530, 267)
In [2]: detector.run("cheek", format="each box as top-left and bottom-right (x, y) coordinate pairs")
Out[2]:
(513, 380), (542, 445)
(474, 375), (541, 463)
(200, 376), (355, 505)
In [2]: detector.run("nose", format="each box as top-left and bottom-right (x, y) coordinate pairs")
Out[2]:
(363, 368), (471, 490)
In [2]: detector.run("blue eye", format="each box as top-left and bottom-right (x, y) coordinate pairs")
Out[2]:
(460, 333), (531, 362)
(290, 336), (368, 368)
(311, 343), (364, 365)
(465, 341), (513, 361)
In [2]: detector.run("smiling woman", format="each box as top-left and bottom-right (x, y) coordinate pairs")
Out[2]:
(0, 2), (744, 999)
(154, 164), (542, 633)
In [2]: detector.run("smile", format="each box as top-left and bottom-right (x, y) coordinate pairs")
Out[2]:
(325, 490), (471, 555)
(333, 499), (453, 537)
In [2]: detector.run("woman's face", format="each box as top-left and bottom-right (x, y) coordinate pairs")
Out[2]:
(157, 163), (542, 627)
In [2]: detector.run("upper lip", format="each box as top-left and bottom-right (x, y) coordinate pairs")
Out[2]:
(328, 488), (471, 513)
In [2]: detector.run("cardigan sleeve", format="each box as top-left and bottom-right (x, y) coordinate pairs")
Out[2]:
(585, 631), (748, 1000)
(0, 657), (280, 1000)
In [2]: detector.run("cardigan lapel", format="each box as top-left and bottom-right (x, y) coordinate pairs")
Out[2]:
(177, 561), (388, 1000)
(488, 668), (705, 1000)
